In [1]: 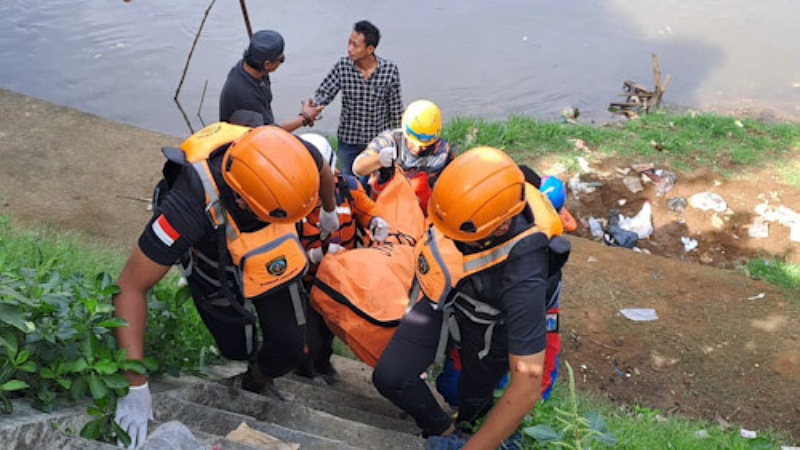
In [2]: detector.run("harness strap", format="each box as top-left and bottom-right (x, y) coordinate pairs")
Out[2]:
(451, 290), (505, 361)
(434, 307), (452, 365)
(289, 282), (306, 326)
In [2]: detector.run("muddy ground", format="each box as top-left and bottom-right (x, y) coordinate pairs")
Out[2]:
(1, 89), (798, 440)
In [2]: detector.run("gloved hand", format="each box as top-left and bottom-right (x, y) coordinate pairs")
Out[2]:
(115, 382), (153, 448)
(318, 208), (339, 239)
(306, 243), (345, 264)
(369, 217), (390, 242)
(378, 146), (397, 168)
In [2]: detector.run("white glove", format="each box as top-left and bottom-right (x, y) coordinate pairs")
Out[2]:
(369, 217), (390, 242)
(318, 208), (340, 239)
(307, 244), (346, 264)
(378, 146), (397, 168)
(115, 382), (153, 448)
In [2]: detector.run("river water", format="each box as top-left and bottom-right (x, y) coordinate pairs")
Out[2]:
(1, 0), (798, 138)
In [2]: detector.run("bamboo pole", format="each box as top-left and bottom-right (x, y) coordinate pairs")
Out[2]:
(239, 0), (253, 39)
(174, 0), (217, 101)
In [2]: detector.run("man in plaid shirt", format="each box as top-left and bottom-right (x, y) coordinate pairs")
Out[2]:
(314, 20), (403, 176)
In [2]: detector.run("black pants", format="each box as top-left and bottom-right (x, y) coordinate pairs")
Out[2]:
(297, 306), (335, 377)
(372, 298), (511, 436)
(190, 279), (306, 379)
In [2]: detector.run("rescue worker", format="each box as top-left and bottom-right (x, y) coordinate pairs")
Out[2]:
(351, 99), (456, 214)
(295, 133), (390, 384)
(435, 170), (575, 411)
(372, 147), (570, 449)
(112, 125), (340, 448)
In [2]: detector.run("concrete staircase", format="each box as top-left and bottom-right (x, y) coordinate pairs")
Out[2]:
(0, 356), (426, 449)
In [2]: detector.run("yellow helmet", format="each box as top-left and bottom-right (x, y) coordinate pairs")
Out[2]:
(402, 99), (442, 147)
(428, 147), (526, 242)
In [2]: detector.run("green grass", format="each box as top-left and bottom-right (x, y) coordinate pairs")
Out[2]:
(442, 111), (800, 181)
(530, 382), (791, 449)
(0, 216), (126, 276)
(746, 258), (800, 297)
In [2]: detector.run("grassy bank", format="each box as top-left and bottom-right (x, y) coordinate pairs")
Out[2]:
(443, 111), (800, 184)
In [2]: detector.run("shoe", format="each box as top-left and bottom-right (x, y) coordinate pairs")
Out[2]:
(425, 434), (467, 450)
(315, 363), (340, 385)
(241, 362), (285, 401)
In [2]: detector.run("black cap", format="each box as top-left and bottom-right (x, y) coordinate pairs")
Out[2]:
(244, 30), (284, 68)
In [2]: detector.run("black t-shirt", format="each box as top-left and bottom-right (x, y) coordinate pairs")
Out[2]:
(219, 60), (274, 125)
(454, 210), (550, 356)
(139, 139), (323, 267)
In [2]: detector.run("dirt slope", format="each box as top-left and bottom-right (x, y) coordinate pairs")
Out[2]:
(1, 89), (798, 439)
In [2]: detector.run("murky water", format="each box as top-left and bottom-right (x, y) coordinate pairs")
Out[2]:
(1, 0), (798, 138)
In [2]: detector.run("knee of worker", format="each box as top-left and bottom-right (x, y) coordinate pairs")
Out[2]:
(373, 362), (416, 398)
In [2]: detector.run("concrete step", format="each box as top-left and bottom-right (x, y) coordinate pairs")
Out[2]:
(0, 356), (426, 449)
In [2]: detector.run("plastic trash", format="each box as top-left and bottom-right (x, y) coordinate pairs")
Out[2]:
(618, 202), (653, 239)
(688, 192), (727, 212)
(739, 429), (758, 439)
(748, 217), (770, 239)
(654, 170), (677, 196)
(620, 308), (658, 321)
(622, 175), (643, 194)
(792, 223), (800, 243)
(142, 421), (207, 450)
(666, 197), (688, 213)
(587, 217), (604, 238)
(681, 236), (698, 252)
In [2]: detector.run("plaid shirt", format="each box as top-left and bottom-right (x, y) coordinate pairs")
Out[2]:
(314, 55), (403, 145)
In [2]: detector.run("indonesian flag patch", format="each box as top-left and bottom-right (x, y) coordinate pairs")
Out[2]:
(152, 214), (180, 247)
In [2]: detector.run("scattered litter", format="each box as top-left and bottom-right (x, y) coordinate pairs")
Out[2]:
(569, 138), (589, 151)
(747, 293), (766, 301)
(739, 429), (758, 439)
(754, 203), (800, 228)
(562, 108), (580, 124)
(577, 156), (593, 173)
(143, 421), (205, 450)
(694, 429), (710, 439)
(227, 422), (300, 450)
(587, 217), (604, 238)
(605, 208), (640, 248)
(568, 174), (602, 196)
(681, 237), (699, 252)
(666, 197), (688, 213)
(689, 192), (727, 212)
(622, 175), (644, 193)
(620, 308), (658, 321)
(586, 256), (598, 263)
(639, 168), (676, 196)
(734, 120), (744, 128)
(618, 199), (627, 206)
(747, 217), (770, 239)
(618, 202), (653, 239)
(710, 213), (725, 229)
(792, 223), (800, 243)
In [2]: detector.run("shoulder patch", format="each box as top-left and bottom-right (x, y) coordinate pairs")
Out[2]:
(152, 214), (181, 247)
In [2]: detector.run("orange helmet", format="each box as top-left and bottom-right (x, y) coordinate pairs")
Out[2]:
(428, 147), (526, 241)
(222, 126), (319, 223)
